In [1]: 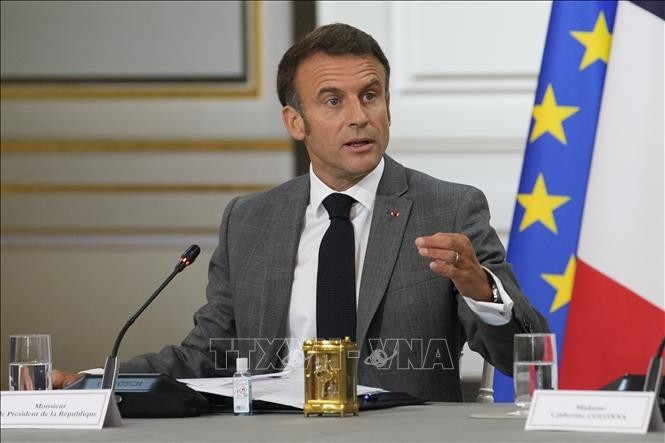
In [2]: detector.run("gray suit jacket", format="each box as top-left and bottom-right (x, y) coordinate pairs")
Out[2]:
(122, 155), (549, 401)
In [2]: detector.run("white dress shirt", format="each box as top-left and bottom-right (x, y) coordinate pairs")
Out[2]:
(284, 158), (513, 370)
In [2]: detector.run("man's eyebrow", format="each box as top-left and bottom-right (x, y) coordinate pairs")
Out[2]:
(316, 87), (344, 99)
(363, 79), (382, 91)
(316, 79), (384, 99)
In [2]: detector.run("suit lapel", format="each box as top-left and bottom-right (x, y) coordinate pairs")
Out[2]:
(356, 156), (411, 348)
(255, 177), (309, 343)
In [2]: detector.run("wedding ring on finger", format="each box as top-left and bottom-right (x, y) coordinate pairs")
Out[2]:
(453, 250), (460, 264)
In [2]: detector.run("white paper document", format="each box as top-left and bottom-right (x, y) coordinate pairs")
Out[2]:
(178, 371), (385, 409)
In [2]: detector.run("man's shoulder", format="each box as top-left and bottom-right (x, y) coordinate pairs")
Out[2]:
(394, 160), (482, 201)
(230, 174), (309, 213)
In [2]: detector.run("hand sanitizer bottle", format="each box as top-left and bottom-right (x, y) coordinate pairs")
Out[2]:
(233, 357), (252, 415)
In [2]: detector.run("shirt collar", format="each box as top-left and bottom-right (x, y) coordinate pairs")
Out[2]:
(309, 157), (385, 215)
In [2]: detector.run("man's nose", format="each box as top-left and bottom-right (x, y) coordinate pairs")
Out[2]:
(347, 98), (369, 127)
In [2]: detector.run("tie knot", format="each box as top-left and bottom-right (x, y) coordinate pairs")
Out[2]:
(322, 193), (356, 220)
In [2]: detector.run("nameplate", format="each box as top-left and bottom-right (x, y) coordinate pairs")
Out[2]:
(1, 389), (122, 429)
(525, 390), (663, 434)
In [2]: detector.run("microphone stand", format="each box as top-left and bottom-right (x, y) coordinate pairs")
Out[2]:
(101, 269), (180, 390)
(100, 246), (200, 391)
(476, 361), (495, 403)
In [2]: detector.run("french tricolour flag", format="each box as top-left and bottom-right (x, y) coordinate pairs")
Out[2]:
(494, 0), (664, 400)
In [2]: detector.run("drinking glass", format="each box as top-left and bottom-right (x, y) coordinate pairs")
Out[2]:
(8, 334), (52, 391)
(513, 333), (557, 416)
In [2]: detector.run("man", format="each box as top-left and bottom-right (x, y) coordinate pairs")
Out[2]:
(55, 23), (548, 401)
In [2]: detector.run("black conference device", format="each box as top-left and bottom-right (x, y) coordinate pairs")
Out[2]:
(67, 373), (209, 418)
(643, 335), (665, 394)
(602, 335), (665, 420)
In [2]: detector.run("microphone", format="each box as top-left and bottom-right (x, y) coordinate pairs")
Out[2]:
(175, 244), (201, 272)
(100, 245), (201, 391)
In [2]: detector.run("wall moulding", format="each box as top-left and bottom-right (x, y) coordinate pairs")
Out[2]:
(0, 1), (262, 100)
(0, 138), (292, 153)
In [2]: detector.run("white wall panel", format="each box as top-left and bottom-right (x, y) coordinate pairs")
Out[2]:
(391, 1), (550, 93)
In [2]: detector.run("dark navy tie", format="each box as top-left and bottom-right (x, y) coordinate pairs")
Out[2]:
(317, 193), (357, 341)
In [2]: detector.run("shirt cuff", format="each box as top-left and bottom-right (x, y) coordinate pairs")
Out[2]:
(461, 267), (514, 326)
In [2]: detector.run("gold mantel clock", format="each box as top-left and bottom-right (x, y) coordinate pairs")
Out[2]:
(303, 337), (359, 417)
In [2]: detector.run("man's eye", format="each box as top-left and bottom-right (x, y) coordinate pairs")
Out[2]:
(364, 92), (377, 102)
(325, 98), (339, 106)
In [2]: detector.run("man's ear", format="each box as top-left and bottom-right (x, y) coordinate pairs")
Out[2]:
(386, 94), (391, 126)
(282, 106), (306, 141)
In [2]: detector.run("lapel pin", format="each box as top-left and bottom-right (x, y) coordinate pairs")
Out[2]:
(389, 210), (400, 218)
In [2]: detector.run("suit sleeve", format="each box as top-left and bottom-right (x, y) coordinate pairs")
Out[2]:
(119, 198), (240, 378)
(453, 186), (550, 377)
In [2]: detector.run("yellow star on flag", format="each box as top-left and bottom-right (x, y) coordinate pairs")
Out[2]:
(529, 84), (580, 145)
(571, 11), (613, 70)
(517, 173), (571, 233)
(542, 255), (577, 312)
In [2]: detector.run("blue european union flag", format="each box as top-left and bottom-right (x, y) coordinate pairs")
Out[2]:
(493, 0), (617, 401)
